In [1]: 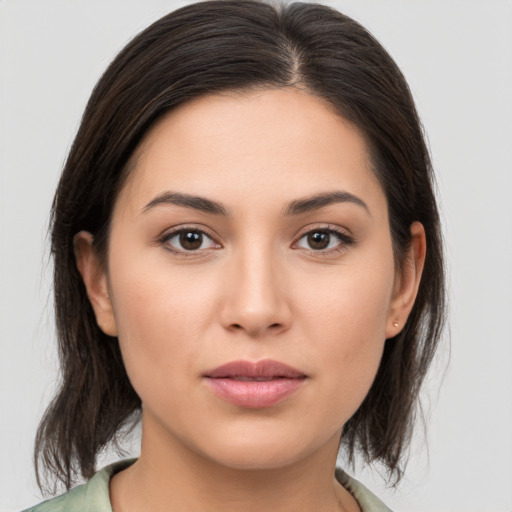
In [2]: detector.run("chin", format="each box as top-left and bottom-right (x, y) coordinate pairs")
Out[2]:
(192, 425), (336, 472)
(205, 447), (306, 472)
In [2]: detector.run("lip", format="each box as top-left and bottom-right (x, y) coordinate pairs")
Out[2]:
(203, 359), (307, 409)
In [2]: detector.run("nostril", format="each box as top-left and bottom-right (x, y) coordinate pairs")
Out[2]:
(229, 322), (282, 333)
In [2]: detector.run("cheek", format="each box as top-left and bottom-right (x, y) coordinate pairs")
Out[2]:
(295, 262), (394, 416)
(107, 250), (220, 399)
(297, 257), (394, 347)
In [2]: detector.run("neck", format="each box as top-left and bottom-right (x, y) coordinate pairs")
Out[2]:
(110, 416), (359, 512)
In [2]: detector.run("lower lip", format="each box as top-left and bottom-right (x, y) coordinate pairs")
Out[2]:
(204, 377), (306, 409)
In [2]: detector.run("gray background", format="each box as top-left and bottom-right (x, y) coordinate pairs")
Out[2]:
(1, 1), (511, 511)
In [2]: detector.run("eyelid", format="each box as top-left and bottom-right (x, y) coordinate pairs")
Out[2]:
(158, 224), (222, 255)
(292, 224), (355, 253)
(156, 223), (355, 257)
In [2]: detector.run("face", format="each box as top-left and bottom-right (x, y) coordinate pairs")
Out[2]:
(77, 88), (423, 471)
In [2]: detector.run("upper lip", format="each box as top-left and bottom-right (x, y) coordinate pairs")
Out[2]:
(203, 359), (307, 379)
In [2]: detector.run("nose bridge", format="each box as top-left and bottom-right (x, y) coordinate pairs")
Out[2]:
(221, 233), (290, 336)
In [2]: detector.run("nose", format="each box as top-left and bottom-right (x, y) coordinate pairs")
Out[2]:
(219, 244), (292, 338)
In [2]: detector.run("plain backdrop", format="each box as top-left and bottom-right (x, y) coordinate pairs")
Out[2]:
(1, 1), (511, 511)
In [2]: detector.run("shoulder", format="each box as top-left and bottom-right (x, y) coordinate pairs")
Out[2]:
(335, 468), (393, 512)
(21, 459), (135, 512)
(21, 482), (88, 512)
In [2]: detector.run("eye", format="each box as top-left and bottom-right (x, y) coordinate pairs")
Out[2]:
(161, 228), (219, 253)
(295, 228), (354, 252)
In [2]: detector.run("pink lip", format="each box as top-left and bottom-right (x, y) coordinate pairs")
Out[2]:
(203, 360), (307, 409)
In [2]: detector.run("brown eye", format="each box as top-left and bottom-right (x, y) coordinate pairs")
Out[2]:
(295, 228), (354, 253)
(162, 228), (218, 253)
(180, 231), (203, 250)
(307, 231), (330, 250)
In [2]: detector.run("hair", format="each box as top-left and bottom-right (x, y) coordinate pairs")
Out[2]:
(35, 0), (446, 492)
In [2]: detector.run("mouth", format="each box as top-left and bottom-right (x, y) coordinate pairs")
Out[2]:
(203, 359), (308, 409)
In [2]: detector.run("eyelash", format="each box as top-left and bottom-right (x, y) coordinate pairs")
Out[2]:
(294, 226), (355, 256)
(158, 225), (355, 257)
(159, 225), (219, 257)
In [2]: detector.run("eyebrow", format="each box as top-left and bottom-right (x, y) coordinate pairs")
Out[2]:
(284, 191), (370, 216)
(142, 190), (369, 216)
(142, 191), (229, 215)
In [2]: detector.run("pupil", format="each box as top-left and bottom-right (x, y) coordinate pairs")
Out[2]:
(180, 231), (202, 250)
(308, 231), (330, 250)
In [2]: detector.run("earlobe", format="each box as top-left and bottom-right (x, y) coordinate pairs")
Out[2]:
(74, 231), (118, 337)
(386, 221), (426, 339)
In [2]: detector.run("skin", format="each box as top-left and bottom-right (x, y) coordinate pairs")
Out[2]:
(75, 87), (425, 512)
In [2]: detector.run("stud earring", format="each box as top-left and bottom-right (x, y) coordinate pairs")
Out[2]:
(392, 321), (399, 328)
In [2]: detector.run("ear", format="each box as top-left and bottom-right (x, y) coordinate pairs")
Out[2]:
(385, 221), (426, 339)
(74, 231), (118, 337)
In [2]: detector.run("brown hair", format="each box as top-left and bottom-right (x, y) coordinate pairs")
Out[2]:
(36, 0), (446, 492)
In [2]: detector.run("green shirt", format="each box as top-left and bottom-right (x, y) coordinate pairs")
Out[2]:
(23, 459), (392, 512)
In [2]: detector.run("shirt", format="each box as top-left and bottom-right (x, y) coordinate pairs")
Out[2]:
(23, 459), (392, 512)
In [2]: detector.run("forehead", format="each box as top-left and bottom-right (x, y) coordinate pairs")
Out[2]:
(117, 87), (385, 216)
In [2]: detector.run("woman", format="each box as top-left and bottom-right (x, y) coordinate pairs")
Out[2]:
(26, 1), (445, 511)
